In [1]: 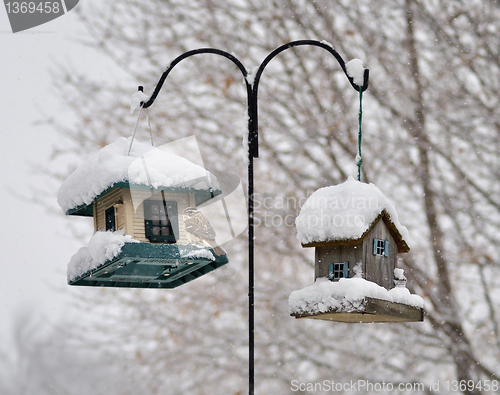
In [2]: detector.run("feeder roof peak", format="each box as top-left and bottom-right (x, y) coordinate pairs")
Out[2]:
(296, 176), (409, 248)
(58, 137), (221, 215)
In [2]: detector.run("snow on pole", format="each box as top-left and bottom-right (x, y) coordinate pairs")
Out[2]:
(345, 58), (365, 86)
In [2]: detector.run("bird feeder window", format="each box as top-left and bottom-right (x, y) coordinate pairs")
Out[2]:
(105, 207), (116, 232)
(328, 262), (348, 280)
(373, 238), (389, 257)
(144, 199), (178, 243)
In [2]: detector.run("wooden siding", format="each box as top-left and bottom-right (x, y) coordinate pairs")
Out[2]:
(94, 188), (125, 232)
(94, 188), (198, 246)
(121, 188), (135, 236)
(314, 218), (397, 290)
(361, 219), (396, 289)
(315, 243), (363, 281)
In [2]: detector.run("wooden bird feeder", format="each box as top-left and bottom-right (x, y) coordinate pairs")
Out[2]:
(289, 177), (424, 323)
(58, 137), (228, 288)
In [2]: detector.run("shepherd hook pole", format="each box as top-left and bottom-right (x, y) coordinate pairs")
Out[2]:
(140, 40), (369, 395)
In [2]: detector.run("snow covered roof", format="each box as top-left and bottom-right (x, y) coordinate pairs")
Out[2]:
(58, 137), (221, 215)
(295, 177), (409, 251)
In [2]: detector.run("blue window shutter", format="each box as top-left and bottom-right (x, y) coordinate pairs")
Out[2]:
(373, 238), (378, 255)
(343, 262), (349, 278)
(384, 240), (389, 257)
(328, 263), (334, 280)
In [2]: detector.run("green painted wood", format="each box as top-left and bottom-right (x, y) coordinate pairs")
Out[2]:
(68, 242), (228, 288)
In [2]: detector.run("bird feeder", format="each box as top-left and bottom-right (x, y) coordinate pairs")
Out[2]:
(58, 137), (228, 288)
(289, 177), (424, 323)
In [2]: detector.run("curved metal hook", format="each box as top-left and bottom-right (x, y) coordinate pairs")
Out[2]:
(249, 39), (369, 158)
(136, 41), (369, 160)
(253, 39), (369, 93)
(140, 48), (251, 109)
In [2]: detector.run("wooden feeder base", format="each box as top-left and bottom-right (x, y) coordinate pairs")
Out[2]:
(292, 297), (424, 323)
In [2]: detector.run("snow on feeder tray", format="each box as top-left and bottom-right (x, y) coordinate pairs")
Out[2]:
(289, 177), (424, 323)
(58, 137), (228, 288)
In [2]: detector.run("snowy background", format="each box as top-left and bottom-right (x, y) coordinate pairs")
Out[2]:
(0, 3), (118, 366)
(2, 1), (499, 394)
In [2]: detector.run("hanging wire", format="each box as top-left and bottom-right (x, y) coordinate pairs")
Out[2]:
(128, 107), (144, 156)
(356, 86), (364, 181)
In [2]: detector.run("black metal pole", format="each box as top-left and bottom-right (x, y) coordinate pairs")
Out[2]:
(247, 154), (255, 394)
(138, 40), (368, 395)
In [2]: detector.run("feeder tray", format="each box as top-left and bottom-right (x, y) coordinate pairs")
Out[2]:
(291, 297), (424, 323)
(69, 242), (228, 289)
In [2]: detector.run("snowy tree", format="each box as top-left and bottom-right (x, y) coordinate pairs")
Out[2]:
(0, 308), (147, 395)
(48, 0), (500, 393)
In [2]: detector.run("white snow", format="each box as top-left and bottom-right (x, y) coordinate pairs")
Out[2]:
(242, 110), (249, 165)
(355, 153), (362, 165)
(130, 90), (150, 114)
(289, 276), (424, 316)
(296, 176), (409, 245)
(394, 268), (406, 280)
(67, 230), (138, 281)
(181, 248), (215, 261)
(245, 65), (259, 86)
(320, 39), (334, 49)
(345, 58), (365, 86)
(393, 268), (407, 288)
(58, 137), (220, 213)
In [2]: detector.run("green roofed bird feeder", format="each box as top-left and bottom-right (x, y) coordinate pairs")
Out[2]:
(58, 137), (228, 288)
(289, 177), (424, 323)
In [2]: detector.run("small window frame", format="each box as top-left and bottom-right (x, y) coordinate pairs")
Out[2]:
(373, 238), (389, 257)
(144, 199), (178, 243)
(328, 262), (349, 280)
